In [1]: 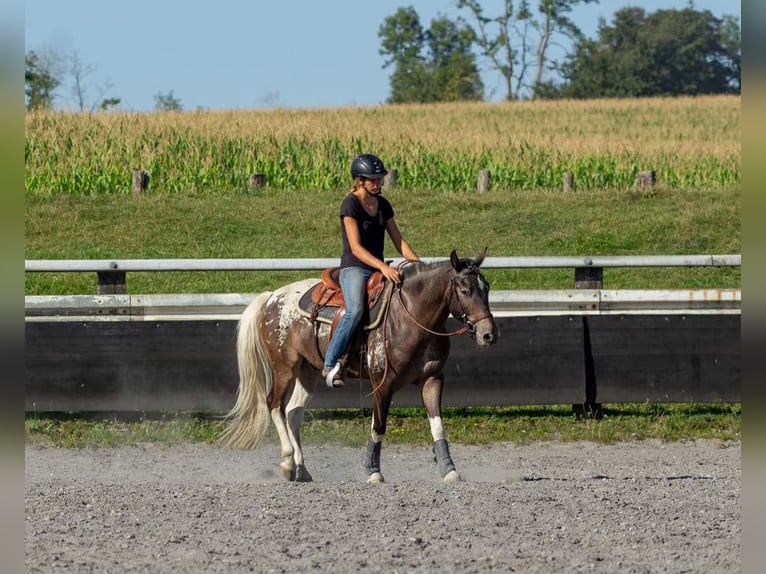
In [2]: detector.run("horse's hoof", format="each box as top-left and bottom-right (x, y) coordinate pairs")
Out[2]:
(279, 462), (296, 482)
(295, 465), (313, 482)
(366, 472), (385, 484)
(443, 470), (461, 483)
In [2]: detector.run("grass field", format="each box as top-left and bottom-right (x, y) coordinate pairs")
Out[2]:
(25, 184), (741, 294)
(24, 404), (741, 448)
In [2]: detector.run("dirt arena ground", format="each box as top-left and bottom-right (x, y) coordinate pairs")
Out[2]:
(25, 439), (740, 573)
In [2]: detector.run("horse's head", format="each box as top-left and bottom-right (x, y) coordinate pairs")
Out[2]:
(449, 249), (499, 348)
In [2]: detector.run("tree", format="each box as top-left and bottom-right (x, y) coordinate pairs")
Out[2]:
(550, 7), (741, 98)
(154, 90), (183, 111)
(457, 0), (597, 100)
(26, 48), (121, 111)
(25, 50), (61, 110)
(379, 7), (483, 103)
(68, 51), (121, 111)
(429, 17), (484, 101)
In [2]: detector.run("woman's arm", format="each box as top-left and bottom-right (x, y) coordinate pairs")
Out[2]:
(385, 218), (420, 262)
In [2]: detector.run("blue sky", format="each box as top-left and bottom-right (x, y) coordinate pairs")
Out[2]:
(24, 1), (741, 111)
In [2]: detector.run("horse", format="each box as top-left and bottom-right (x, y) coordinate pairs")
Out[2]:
(221, 250), (499, 483)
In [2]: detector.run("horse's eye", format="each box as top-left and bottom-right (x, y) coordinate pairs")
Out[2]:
(460, 288), (471, 296)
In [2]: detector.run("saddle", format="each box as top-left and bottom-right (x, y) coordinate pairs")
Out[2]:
(297, 267), (394, 340)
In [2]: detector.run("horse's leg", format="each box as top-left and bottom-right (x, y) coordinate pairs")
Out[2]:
(422, 375), (461, 482)
(365, 393), (393, 484)
(268, 365), (301, 481)
(284, 362), (316, 482)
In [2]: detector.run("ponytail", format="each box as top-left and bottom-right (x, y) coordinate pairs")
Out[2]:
(347, 177), (364, 195)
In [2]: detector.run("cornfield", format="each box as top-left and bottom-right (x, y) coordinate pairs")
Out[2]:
(25, 96), (740, 194)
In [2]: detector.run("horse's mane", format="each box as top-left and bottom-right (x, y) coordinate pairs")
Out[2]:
(399, 259), (451, 281)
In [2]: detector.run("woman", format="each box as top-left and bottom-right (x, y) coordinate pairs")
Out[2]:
(322, 153), (420, 388)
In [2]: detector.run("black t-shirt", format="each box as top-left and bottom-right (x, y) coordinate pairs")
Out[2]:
(339, 194), (395, 269)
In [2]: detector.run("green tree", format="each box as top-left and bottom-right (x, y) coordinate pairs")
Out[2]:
(549, 7), (741, 98)
(457, 0), (597, 100)
(379, 7), (483, 103)
(25, 50), (61, 110)
(154, 90), (183, 111)
(429, 17), (484, 101)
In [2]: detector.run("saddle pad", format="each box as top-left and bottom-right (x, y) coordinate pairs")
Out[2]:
(297, 278), (394, 330)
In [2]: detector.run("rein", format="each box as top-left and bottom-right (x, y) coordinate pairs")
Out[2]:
(396, 288), (471, 337)
(365, 263), (492, 397)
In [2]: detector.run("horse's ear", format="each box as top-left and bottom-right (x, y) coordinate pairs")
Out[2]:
(450, 250), (461, 271)
(474, 247), (488, 267)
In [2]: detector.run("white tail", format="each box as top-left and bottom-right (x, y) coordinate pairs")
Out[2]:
(220, 292), (274, 449)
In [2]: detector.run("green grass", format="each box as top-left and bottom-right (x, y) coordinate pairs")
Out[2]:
(24, 404), (741, 448)
(25, 185), (740, 295)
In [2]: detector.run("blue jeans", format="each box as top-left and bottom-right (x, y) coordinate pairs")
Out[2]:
(324, 266), (373, 369)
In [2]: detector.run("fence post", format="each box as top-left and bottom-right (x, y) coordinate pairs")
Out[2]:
(636, 170), (656, 188)
(574, 265), (603, 289)
(132, 170), (150, 194)
(383, 169), (397, 189)
(573, 259), (603, 419)
(477, 169), (490, 193)
(249, 173), (267, 189)
(563, 172), (574, 192)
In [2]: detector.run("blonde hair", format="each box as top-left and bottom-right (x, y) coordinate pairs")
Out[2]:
(347, 177), (365, 195)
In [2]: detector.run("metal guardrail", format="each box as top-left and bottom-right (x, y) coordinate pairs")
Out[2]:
(24, 254), (742, 272)
(25, 254), (742, 318)
(25, 255), (742, 411)
(25, 254), (742, 301)
(24, 288), (741, 321)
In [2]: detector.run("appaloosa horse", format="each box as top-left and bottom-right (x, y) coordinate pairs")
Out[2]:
(221, 250), (498, 483)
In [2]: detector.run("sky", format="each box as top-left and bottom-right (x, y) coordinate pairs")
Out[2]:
(24, 1), (741, 112)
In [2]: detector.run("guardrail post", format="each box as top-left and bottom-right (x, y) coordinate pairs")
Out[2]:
(574, 265), (602, 289)
(97, 271), (127, 294)
(574, 261), (602, 419)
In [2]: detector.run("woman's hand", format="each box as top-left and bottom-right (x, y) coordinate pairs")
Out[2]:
(380, 264), (401, 285)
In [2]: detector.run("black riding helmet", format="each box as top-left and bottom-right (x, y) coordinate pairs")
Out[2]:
(350, 153), (388, 179)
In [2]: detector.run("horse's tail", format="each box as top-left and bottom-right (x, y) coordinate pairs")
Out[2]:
(220, 291), (274, 449)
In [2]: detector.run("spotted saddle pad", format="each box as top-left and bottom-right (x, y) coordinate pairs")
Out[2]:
(297, 267), (394, 332)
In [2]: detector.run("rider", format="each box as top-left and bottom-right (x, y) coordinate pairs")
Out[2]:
(322, 153), (420, 388)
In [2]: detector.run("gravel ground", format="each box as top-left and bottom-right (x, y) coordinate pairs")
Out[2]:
(25, 439), (740, 573)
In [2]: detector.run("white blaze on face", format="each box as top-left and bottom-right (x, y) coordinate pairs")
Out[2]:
(477, 274), (489, 296)
(269, 279), (320, 347)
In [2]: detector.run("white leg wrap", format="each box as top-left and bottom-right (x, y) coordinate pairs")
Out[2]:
(429, 416), (445, 442)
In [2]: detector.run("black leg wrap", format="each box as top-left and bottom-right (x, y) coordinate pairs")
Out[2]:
(433, 439), (456, 477)
(365, 438), (382, 474)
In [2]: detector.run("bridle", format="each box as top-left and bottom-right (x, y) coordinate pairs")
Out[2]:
(395, 272), (493, 339)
